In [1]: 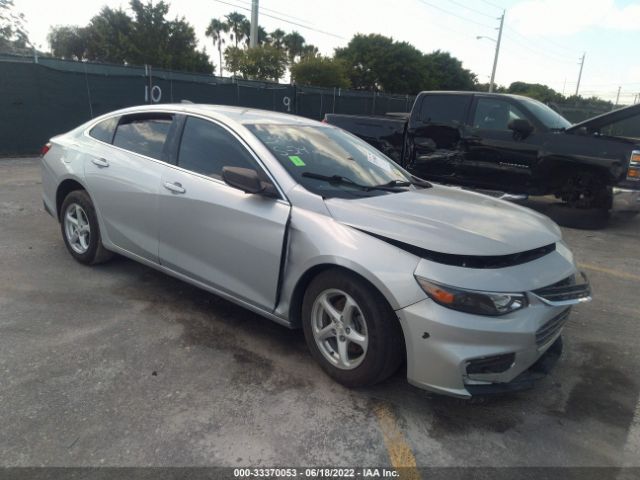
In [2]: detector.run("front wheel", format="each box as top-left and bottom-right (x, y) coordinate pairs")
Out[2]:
(302, 269), (404, 387)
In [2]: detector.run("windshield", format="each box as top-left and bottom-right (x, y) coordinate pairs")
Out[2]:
(246, 124), (413, 199)
(520, 97), (572, 130)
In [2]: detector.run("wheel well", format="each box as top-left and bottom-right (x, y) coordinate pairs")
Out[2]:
(287, 264), (397, 329)
(56, 179), (85, 220)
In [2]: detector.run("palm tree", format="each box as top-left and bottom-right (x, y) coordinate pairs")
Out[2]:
(284, 31), (305, 64)
(225, 11), (247, 48)
(300, 44), (319, 59)
(205, 18), (228, 76)
(270, 28), (286, 50)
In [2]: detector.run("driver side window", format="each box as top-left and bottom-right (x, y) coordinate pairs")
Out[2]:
(473, 98), (527, 131)
(178, 116), (256, 179)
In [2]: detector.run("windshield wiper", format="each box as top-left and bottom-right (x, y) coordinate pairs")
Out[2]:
(301, 172), (408, 192)
(371, 177), (432, 189)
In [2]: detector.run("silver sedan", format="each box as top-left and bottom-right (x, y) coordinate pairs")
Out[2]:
(41, 104), (591, 398)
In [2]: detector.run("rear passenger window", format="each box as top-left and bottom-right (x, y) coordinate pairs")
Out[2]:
(472, 98), (527, 131)
(89, 117), (118, 144)
(419, 95), (470, 125)
(113, 114), (174, 160)
(178, 116), (256, 179)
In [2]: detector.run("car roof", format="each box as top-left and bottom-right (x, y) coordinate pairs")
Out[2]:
(107, 103), (321, 127)
(418, 91), (534, 102)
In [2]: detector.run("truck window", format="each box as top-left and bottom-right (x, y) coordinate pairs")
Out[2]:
(419, 95), (470, 126)
(472, 98), (527, 131)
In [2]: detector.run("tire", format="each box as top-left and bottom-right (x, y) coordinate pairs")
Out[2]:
(546, 203), (609, 230)
(60, 190), (113, 265)
(301, 268), (404, 387)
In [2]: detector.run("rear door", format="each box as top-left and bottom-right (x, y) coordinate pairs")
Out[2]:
(158, 115), (290, 310)
(460, 96), (540, 191)
(84, 112), (177, 263)
(406, 94), (471, 180)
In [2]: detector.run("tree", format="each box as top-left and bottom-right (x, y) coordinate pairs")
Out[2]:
(84, 6), (133, 64)
(224, 45), (287, 81)
(290, 56), (350, 88)
(300, 44), (319, 59)
(335, 34), (427, 93)
(284, 31), (305, 64)
(0, 0), (30, 53)
(225, 11), (248, 48)
(270, 28), (286, 50)
(48, 26), (88, 60)
(46, 1), (213, 73)
(206, 18), (228, 76)
(422, 50), (476, 90)
(507, 81), (563, 103)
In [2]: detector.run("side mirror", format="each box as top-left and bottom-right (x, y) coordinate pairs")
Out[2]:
(508, 118), (534, 138)
(222, 166), (278, 197)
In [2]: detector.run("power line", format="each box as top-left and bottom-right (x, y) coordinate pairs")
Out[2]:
(232, 0), (316, 27)
(478, 0), (505, 11)
(417, 0), (495, 29)
(212, 0), (345, 39)
(443, 0), (496, 19)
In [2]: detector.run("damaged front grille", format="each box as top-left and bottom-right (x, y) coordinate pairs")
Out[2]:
(536, 308), (571, 347)
(532, 272), (591, 305)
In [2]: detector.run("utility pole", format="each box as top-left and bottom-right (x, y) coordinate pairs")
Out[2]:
(250, 0), (259, 48)
(614, 86), (621, 108)
(575, 52), (585, 96)
(488, 10), (505, 93)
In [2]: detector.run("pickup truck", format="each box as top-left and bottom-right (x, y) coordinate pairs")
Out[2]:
(325, 91), (640, 213)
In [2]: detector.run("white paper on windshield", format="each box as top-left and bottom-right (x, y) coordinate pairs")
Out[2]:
(366, 151), (392, 172)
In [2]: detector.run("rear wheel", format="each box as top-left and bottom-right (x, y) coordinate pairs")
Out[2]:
(302, 269), (404, 387)
(60, 190), (113, 265)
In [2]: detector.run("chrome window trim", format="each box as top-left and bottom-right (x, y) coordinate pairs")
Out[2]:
(81, 108), (290, 204)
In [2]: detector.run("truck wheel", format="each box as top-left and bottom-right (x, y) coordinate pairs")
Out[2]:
(60, 190), (113, 265)
(559, 172), (611, 210)
(302, 269), (404, 387)
(547, 203), (609, 230)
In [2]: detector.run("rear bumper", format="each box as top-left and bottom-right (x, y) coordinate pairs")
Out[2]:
(612, 187), (640, 212)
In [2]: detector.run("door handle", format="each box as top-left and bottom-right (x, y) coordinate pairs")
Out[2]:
(91, 157), (109, 168)
(163, 181), (186, 194)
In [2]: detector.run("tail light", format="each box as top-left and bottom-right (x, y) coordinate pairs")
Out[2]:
(40, 143), (51, 157)
(627, 150), (640, 180)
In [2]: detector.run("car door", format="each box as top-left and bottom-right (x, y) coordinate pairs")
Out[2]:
(84, 112), (177, 263)
(460, 97), (540, 191)
(157, 115), (290, 310)
(406, 94), (471, 180)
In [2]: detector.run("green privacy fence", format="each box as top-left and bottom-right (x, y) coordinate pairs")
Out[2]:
(0, 54), (415, 155)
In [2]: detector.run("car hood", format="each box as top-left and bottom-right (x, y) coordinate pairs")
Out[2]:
(324, 185), (561, 256)
(566, 102), (640, 134)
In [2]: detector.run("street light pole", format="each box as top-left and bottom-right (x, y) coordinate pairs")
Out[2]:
(488, 10), (505, 93)
(575, 52), (585, 96)
(250, 0), (259, 48)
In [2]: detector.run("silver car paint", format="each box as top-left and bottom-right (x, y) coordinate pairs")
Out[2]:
(42, 104), (589, 398)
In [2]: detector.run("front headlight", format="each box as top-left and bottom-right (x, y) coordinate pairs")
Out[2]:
(415, 276), (528, 316)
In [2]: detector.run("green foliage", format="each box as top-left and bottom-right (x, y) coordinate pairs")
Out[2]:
(335, 34), (428, 94)
(48, 25), (88, 60)
(422, 50), (476, 91)
(507, 81), (564, 103)
(206, 18), (229, 76)
(284, 31), (306, 63)
(290, 56), (350, 88)
(47, 0), (213, 73)
(224, 45), (287, 81)
(0, 0), (30, 53)
(225, 11), (249, 48)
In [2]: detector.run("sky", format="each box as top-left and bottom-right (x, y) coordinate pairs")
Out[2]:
(15, 0), (640, 104)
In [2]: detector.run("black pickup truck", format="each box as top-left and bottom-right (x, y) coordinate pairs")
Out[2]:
(325, 91), (640, 213)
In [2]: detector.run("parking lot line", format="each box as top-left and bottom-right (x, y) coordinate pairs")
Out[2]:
(578, 263), (640, 283)
(373, 402), (420, 478)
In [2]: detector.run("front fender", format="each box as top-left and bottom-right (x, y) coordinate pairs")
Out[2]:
(275, 206), (426, 321)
